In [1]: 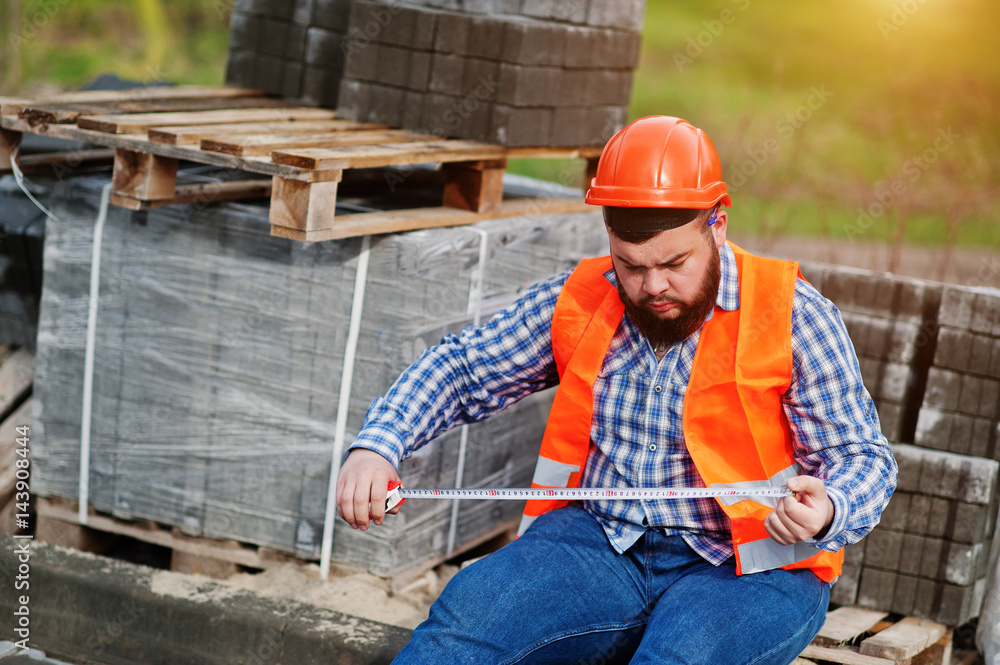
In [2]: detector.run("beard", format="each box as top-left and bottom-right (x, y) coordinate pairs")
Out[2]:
(616, 241), (722, 351)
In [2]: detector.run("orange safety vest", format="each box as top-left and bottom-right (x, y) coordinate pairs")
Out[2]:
(520, 242), (842, 582)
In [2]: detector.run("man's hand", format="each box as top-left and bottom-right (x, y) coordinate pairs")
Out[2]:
(764, 476), (835, 545)
(336, 449), (402, 530)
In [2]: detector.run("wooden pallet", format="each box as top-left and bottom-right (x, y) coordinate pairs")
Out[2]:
(800, 606), (953, 665)
(0, 346), (34, 534)
(0, 85), (599, 241)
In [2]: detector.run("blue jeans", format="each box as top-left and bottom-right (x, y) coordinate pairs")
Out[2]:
(393, 505), (830, 665)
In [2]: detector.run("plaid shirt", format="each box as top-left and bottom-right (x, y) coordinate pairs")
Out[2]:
(352, 242), (897, 565)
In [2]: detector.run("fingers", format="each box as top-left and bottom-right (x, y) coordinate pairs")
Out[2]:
(764, 476), (835, 545)
(335, 449), (400, 531)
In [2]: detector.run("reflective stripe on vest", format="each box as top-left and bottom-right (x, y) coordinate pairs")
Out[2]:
(519, 242), (843, 582)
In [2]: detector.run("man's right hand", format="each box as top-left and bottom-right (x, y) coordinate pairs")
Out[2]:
(336, 448), (401, 530)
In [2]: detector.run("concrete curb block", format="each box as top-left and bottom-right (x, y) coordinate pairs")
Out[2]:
(0, 535), (411, 665)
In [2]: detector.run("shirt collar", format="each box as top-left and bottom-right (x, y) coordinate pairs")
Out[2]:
(602, 241), (741, 312)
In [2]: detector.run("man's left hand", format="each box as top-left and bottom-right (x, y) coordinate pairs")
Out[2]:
(764, 476), (835, 545)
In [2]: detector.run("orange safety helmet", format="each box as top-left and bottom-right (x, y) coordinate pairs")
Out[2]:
(586, 116), (732, 210)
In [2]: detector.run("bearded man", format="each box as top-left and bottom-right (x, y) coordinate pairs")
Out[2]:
(337, 116), (897, 665)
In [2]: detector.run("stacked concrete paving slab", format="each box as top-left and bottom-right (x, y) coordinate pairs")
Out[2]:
(797, 261), (941, 443)
(798, 260), (1000, 625)
(337, 1), (638, 145)
(225, 0), (644, 146)
(31, 173), (607, 577)
(916, 286), (1000, 459)
(839, 444), (999, 625)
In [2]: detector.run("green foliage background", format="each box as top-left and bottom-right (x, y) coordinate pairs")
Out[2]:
(2, 0), (998, 250)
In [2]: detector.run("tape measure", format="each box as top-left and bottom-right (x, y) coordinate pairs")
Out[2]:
(383, 481), (792, 512)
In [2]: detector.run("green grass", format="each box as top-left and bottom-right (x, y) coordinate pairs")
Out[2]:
(3, 0), (997, 250)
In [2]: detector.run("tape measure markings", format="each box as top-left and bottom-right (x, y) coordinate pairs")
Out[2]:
(384, 484), (791, 511)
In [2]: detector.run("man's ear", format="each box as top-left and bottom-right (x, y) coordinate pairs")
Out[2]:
(711, 210), (728, 247)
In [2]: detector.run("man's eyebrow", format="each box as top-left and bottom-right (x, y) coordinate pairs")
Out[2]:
(614, 250), (690, 267)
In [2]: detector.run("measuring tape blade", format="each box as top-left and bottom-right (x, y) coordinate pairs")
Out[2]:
(383, 482), (791, 511)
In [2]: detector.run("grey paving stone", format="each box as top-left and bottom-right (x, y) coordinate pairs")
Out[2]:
(428, 53), (466, 94)
(879, 362), (911, 402)
(950, 412), (974, 455)
(502, 17), (567, 67)
(906, 494), (931, 534)
(934, 327), (972, 372)
(313, 0), (352, 31)
(844, 539), (866, 566)
(334, 77), (370, 119)
(898, 532), (923, 575)
(830, 564), (859, 605)
(466, 15), (506, 60)
(892, 572), (918, 616)
(461, 57), (501, 100)
(281, 61), (305, 99)
(373, 44), (413, 88)
(293, 0), (315, 25)
(980, 378), (1000, 418)
(285, 24), (308, 61)
(992, 337), (1000, 378)
(927, 497), (951, 538)
(495, 63), (562, 106)
(305, 27), (347, 73)
(433, 11), (471, 54)
(228, 12), (260, 50)
(857, 568), (896, 611)
(522, 0), (589, 25)
(875, 400), (903, 441)
(914, 407), (952, 452)
(343, 41), (380, 81)
(489, 105), (552, 146)
(401, 90), (424, 131)
(258, 17), (290, 58)
(366, 84), (407, 127)
(587, 0), (647, 31)
(879, 492), (910, 531)
(972, 333), (994, 376)
(969, 415), (993, 459)
(924, 367), (961, 412)
(864, 528), (903, 570)
(301, 66), (343, 107)
(971, 291), (1000, 335)
(940, 286), (976, 331)
(950, 501), (989, 544)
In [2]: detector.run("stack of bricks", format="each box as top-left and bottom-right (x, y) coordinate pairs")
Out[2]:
(224, 0), (645, 147)
(336, 1), (640, 146)
(915, 286), (1000, 460)
(834, 443), (999, 626)
(225, 0), (354, 107)
(797, 261), (942, 443)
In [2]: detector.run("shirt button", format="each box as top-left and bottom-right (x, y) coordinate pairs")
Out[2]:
(649, 444), (657, 451)
(654, 385), (662, 393)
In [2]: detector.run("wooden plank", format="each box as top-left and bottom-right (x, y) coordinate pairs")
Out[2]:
(911, 631), (952, 665)
(79, 107), (338, 135)
(271, 140), (507, 171)
(202, 130), (440, 157)
(18, 95), (288, 126)
(269, 175), (342, 232)
(442, 160), (506, 214)
(0, 399), (31, 508)
(148, 119), (381, 145)
(0, 85), (266, 115)
(505, 146), (604, 159)
(270, 197), (592, 242)
(36, 498), (289, 571)
(110, 179), (272, 210)
(815, 607), (890, 645)
(0, 348), (33, 421)
(1, 116), (320, 181)
(112, 148), (178, 200)
(0, 127), (22, 171)
(800, 644), (898, 665)
(859, 617), (948, 661)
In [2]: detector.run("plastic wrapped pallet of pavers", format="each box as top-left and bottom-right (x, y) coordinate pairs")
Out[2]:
(30, 172), (608, 577)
